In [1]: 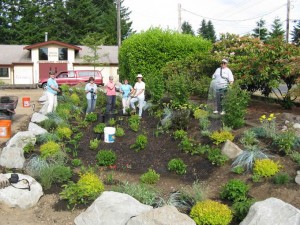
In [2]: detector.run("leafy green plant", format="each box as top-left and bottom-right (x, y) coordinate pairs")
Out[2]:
(240, 130), (259, 147)
(220, 179), (249, 202)
(199, 117), (211, 131)
(273, 172), (291, 185)
(52, 165), (73, 184)
(210, 130), (234, 145)
(231, 165), (245, 174)
(89, 138), (101, 150)
(207, 148), (229, 166)
(71, 159), (82, 167)
(168, 158), (187, 175)
(140, 168), (160, 184)
(171, 106), (191, 130)
(190, 200), (233, 225)
(70, 93), (80, 105)
(93, 123), (106, 133)
(253, 159), (281, 178)
(96, 150), (117, 166)
(250, 127), (267, 138)
(179, 137), (194, 153)
(130, 134), (148, 152)
(39, 119), (58, 131)
(173, 129), (188, 140)
(108, 118), (116, 126)
(56, 126), (73, 140)
(193, 108), (209, 120)
(85, 112), (97, 122)
(252, 174), (262, 183)
(190, 144), (210, 156)
(23, 142), (35, 154)
(36, 133), (60, 145)
(232, 198), (255, 222)
(128, 115), (140, 132)
(40, 141), (61, 159)
(115, 127), (125, 137)
(274, 130), (298, 155)
(290, 151), (300, 166)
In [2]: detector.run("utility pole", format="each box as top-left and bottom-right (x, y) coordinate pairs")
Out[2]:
(178, 3), (182, 33)
(117, 0), (121, 48)
(286, 0), (290, 42)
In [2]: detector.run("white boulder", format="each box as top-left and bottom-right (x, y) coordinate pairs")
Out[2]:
(221, 140), (243, 159)
(0, 147), (25, 169)
(6, 131), (36, 149)
(28, 122), (47, 136)
(31, 112), (48, 123)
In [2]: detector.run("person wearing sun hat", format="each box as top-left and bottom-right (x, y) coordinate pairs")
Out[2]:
(211, 58), (234, 115)
(130, 74), (145, 118)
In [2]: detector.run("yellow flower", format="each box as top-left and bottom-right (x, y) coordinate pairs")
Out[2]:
(267, 118), (272, 121)
(261, 115), (266, 119)
(269, 113), (274, 118)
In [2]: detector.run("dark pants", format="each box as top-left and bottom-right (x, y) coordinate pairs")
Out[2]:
(106, 95), (116, 113)
(216, 89), (227, 112)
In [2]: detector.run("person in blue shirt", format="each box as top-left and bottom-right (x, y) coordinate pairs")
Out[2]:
(46, 71), (60, 113)
(120, 79), (133, 114)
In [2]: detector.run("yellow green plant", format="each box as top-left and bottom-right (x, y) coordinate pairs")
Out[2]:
(70, 93), (80, 105)
(253, 159), (281, 178)
(193, 108), (209, 120)
(40, 141), (61, 159)
(210, 130), (234, 145)
(56, 126), (73, 140)
(259, 113), (276, 138)
(190, 200), (233, 225)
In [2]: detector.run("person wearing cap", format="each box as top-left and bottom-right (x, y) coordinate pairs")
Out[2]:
(120, 79), (133, 114)
(130, 74), (145, 118)
(211, 59), (234, 115)
(105, 75), (117, 113)
(46, 71), (60, 113)
(85, 77), (98, 114)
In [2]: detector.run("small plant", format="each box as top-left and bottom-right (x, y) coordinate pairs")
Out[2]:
(130, 134), (148, 152)
(259, 113), (276, 138)
(56, 126), (73, 140)
(52, 165), (73, 184)
(193, 108), (209, 120)
(89, 138), (101, 150)
(115, 127), (125, 137)
(231, 165), (245, 174)
(71, 159), (82, 167)
(96, 150), (117, 166)
(290, 151), (300, 165)
(252, 174), (262, 183)
(108, 118), (116, 126)
(210, 130), (234, 145)
(70, 93), (80, 105)
(179, 137), (194, 154)
(39, 119), (58, 131)
(273, 172), (291, 185)
(207, 148), (229, 166)
(232, 198), (255, 222)
(140, 168), (160, 185)
(85, 112), (97, 122)
(23, 142), (35, 154)
(190, 200), (233, 225)
(128, 115), (140, 132)
(191, 144), (210, 155)
(274, 130), (298, 155)
(199, 117), (211, 131)
(40, 141), (61, 159)
(220, 179), (249, 202)
(93, 123), (106, 133)
(253, 159), (281, 178)
(168, 158), (187, 175)
(173, 129), (188, 140)
(36, 133), (60, 145)
(240, 130), (259, 147)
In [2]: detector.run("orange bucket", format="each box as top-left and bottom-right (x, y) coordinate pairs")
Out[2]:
(0, 120), (11, 138)
(22, 97), (30, 107)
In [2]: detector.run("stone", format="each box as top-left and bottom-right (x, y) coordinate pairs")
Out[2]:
(295, 174), (300, 185)
(293, 123), (300, 129)
(281, 113), (300, 123)
(0, 173), (43, 209)
(240, 197), (300, 225)
(74, 191), (153, 225)
(31, 112), (48, 123)
(221, 140), (243, 159)
(28, 122), (47, 136)
(0, 174), (10, 189)
(281, 125), (288, 131)
(0, 146), (25, 169)
(6, 131), (36, 149)
(127, 205), (196, 225)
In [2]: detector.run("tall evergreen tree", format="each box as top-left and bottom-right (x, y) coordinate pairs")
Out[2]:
(206, 20), (216, 42)
(269, 18), (284, 40)
(252, 19), (269, 41)
(197, 19), (207, 38)
(291, 20), (300, 46)
(181, 21), (194, 35)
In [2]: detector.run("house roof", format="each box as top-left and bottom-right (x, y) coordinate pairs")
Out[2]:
(23, 40), (82, 51)
(76, 45), (119, 64)
(0, 45), (31, 64)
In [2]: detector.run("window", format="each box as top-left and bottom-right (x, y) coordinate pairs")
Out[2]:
(39, 48), (48, 60)
(59, 48), (68, 60)
(78, 71), (98, 77)
(0, 67), (9, 78)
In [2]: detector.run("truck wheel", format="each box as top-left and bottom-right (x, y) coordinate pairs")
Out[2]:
(42, 83), (47, 90)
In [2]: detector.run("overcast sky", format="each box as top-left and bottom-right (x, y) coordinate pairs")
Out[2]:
(123, 0), (300, 38)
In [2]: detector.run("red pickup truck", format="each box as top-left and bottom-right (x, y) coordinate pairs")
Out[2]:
(38, 70), (103, 89)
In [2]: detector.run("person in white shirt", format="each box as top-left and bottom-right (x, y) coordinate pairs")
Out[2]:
(211, 59), (234, 115)
(130, 74), (145, 118)
(85, 77), (98, 114)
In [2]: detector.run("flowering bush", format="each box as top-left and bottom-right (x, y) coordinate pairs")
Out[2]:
(259, 113), (276, 138)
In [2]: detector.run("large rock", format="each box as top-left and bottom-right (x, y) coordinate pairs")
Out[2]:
(0, 146), (25, 169)
(0, 173), (43, 209)
(281, 113), (300, 124)
(74, 191), (153, 225)
(221, 140), (243, 159)
(295, 171), (300, 185)
(240, 197), (300, 225)
(31, 112), (48, 123)
(127, 205), (196, 225)
(28, 122), (47, 136)
(6, 131), (36, 149)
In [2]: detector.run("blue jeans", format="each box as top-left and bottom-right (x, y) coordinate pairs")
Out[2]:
(106, 95), (116, 113)
(86, 98), (96, 114)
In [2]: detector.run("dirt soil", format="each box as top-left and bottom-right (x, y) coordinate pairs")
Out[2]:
(0, 89), (299, 225)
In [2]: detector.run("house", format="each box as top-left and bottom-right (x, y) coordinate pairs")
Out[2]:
(0, 40), (119, 87)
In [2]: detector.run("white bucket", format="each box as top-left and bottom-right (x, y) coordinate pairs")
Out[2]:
(104, 127), (116, 143)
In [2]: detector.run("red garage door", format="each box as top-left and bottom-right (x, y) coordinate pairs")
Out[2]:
(39, 63), (67, 81)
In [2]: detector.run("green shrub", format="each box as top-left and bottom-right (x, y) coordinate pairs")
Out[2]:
(89, 138), (101, 150)
(207, 148), (229, 166)
(40, 141), (61, 159)
(220, 179), (249, 202)
(199, 117), (211, 131)
(193, 108), (209, 120)
(166, 73), (190, 105)
(168, 158), (187, 175)
(36, 133), (60, 145)
(210, 130), (234, 145)
(96, 150), (117, 166)
(274, 130), (298, 155)
(23, 142), (35, 154)
(40, 119), (58, 131)
(52, 165), (73, 184)
(71, 159), (82, 167)
(179, 137), (194, 154)
(173, 129), (188, 140)
(108, 118), (116, 126)
(191, 144), (210, 155)
(129, 115), (140, 132)
(252, 174), (262, 183)
(232, 198), (255, 221)
(70, 93), (80, 105)
(273, 172), (291, 185)
(250, 127), (267, 138)
(130, 134), (148, 152)
(240, 130), (259, 147)
(93, 123), (106, 133)
(115, 127), (125, 137)
(85, 113), (97, 122)
(190, 200), (233, 225)
(231, 165), (245, 174)
(56, 126), (73, 140)
(171, 107), (191, 130)
(253, 159), (281, 178)
(140, 168), (160, 184)
(290, 151), (300, 165)
(60, 171), (105, 208)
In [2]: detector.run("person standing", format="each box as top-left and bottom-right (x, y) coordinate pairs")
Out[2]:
(105, 75), (116, 113)
(85, 77), (98, 114)
(211, 59), (234, 115)
(46, 71), (60, 113)
(120, 79), (133, 114)
(130, 74), (145, 118)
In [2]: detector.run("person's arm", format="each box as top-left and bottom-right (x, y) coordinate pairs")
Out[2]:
(49, 80), (60, 92)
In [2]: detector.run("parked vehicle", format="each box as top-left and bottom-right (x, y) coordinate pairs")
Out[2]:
(38, 70), (103, 89)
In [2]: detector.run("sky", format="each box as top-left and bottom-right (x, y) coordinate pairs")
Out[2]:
(123, 0), (300, 39)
